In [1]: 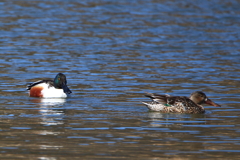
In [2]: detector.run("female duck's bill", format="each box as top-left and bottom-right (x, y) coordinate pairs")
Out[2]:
(27, 73), (72, 98)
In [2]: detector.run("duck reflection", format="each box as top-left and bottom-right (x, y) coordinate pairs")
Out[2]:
(30, 98), (66, 105)
(30, 98), (67, 127)
(147, 112), (206, 127)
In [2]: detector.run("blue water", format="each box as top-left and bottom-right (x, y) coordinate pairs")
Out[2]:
(0, 0), (240, 159)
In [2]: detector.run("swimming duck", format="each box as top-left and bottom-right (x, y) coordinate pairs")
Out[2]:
(142, 91), (220, 113)
(27, 73), (72, 98)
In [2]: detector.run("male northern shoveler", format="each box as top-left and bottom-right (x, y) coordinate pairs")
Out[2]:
(142, 91), (221, 114)
(27, 73), (72, 98)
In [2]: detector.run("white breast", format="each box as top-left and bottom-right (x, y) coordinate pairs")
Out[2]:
(39, 83), (68, 98)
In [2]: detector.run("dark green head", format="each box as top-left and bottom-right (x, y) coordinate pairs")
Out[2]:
(54, 73), (72, 94)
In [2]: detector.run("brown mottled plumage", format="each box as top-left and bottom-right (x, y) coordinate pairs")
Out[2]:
(142, 91), (221, 114)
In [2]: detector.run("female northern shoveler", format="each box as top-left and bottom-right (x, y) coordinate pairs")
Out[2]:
(27, 73), (72, 98)
(142, 91), (221, 114)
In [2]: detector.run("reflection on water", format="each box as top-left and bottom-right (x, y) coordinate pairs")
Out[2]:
(35, 98), (66, 126)
(30, 98), (66, 105)
(0, 0), (240, 159)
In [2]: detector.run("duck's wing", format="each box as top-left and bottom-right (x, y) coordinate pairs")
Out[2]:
(26, 80), (53, 90)
(145, 92), (174, 104)
(145, 92), (198, 106)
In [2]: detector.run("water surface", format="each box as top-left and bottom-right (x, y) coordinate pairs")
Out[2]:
(0, 0), (240, 159)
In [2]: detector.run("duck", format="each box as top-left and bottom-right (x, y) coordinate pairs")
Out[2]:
(142, 91), (220, 114)
(27, 73), (72, 98)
